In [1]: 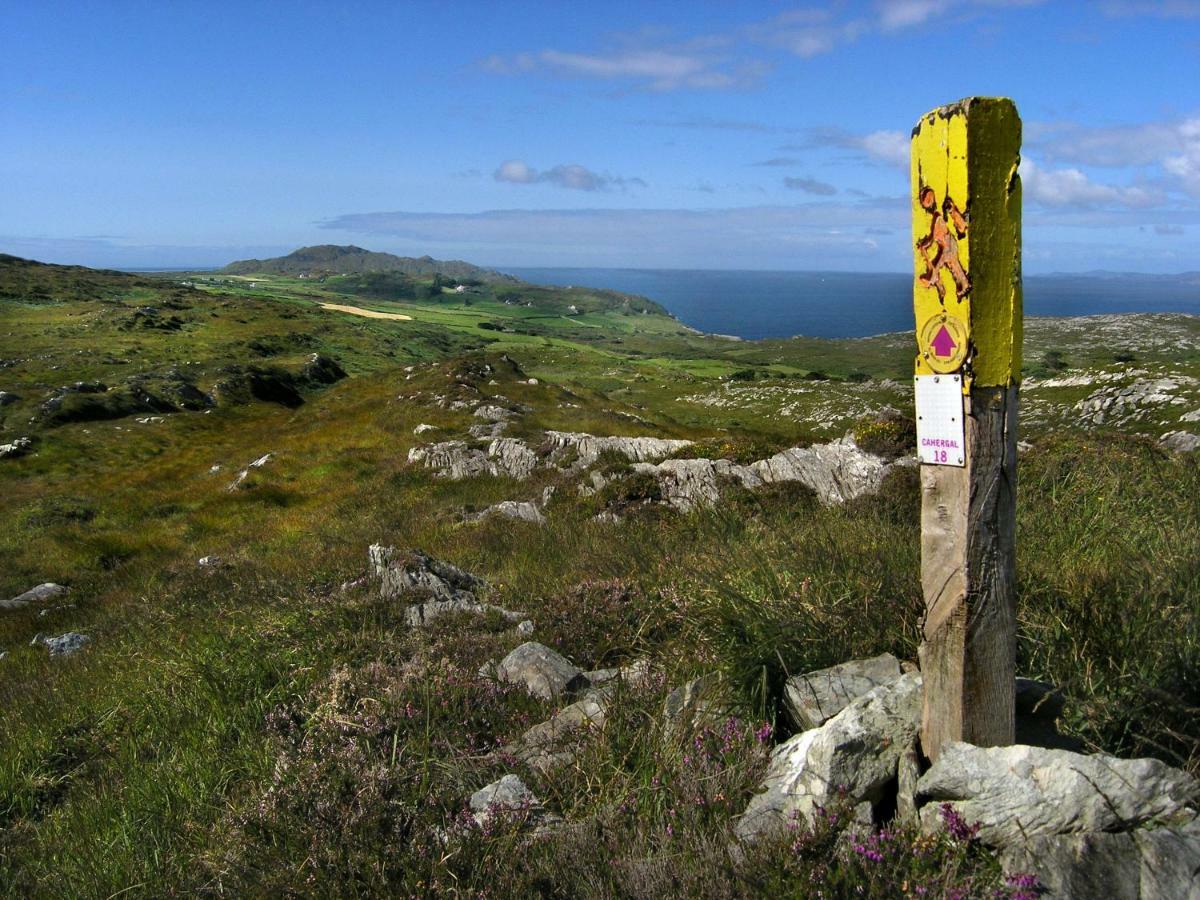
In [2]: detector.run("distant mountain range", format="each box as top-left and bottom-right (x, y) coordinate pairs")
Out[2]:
(223, 245), (520, 283)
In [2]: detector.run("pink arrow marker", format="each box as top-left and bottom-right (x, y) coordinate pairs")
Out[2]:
(931, 324), (958, 358)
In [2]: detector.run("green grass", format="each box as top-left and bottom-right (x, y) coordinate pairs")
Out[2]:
(0, 255), (1196, 896)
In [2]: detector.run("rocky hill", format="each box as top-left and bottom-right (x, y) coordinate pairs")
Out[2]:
(222, 244), (520, 282)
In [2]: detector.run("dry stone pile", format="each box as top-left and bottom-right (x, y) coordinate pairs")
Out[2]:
(735, 655), (1200, 900)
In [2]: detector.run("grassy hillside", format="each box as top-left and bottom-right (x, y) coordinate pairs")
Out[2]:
(222, 244), (521, 283)
(0, 255), (1196, 896)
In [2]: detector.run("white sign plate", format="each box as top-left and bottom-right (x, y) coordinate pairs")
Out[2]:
(914, 374), (965, 467)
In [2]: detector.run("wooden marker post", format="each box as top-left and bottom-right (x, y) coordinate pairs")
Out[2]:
(911, 98), (1022, 761)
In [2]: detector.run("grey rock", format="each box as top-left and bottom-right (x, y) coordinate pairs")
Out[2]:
(32, 631), (91, 657)
(496, 642), (589, 701)
(487, 438), (540, 479)
(412, 423), (437, 435)
(896, 735), (923, 825)
(516, 619), (535, 636)
(584, 667), (620, 685)
(634, 458), (744, 512)
(747, 436), (892, 505)
(508, 690), (611, 773)
(469, 775), (560, 830)
(367, 545), (525, 626)
(470, 500), (546, 526)
(407, 440), (494, 479)
(3, 582), (67, 610)
(663, 672), (725, 729)
(736, 672), (923, 842)
(916, 742), (1200, 847)
(0, 437), (33, 459)
(228, 452), (272, 490)
(586, 659), (654, 690)
(997, 818), (1200, 900)
(0, 390), (20, 406)
(783, 653), (903, 730)
(408, 438), (539, 480)
(473, 405), (514, 422)
(404, 597), (526, 628)
(368, 545), (487, 602)
(541, 431), (692, 469)
(468, 421), (506, 439)
(197, 555), (224, 568)
(1160, 430), (1200, 453)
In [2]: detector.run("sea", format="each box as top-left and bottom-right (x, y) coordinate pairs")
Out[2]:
(504, 268), (1200, 340)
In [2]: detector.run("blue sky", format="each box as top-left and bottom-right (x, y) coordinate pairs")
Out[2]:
(3, 0), (1200, 272)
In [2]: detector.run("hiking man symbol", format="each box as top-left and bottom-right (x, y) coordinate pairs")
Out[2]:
(916, 186), (971, 303)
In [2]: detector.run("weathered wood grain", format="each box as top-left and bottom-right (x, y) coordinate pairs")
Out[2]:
(912, 97), (1021, 762)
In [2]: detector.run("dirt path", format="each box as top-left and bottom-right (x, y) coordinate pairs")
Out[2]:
(319, 302), (413, 321)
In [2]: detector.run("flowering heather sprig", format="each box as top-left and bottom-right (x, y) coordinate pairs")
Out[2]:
(939, 802), (981, 842)
(999, 871), (1043, 900)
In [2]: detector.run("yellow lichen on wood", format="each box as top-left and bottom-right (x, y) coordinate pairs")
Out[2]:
(911, 97), (1022, 388)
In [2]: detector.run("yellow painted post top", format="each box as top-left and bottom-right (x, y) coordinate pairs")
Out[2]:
(911, 97), (1022, 389)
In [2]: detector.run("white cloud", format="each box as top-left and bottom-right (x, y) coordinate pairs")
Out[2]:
(1020, 157), (1162, 208)
(860, 130), (910, 168)
(481, 1), (1049, 91)
(876, 0), (940, 30)
(1029, 115), (1200, 198)
(483, 46), (761, 92)
(493, 160), (646, 192)
(1163, 118), (1200, 196)
(495, 160), (536, 184)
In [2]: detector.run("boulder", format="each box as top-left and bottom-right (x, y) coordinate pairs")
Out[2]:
(663, 672), (725, 730)
(228, 453), (272, 490)
(748, 436), (892, 505)
(0, 391), (20, 406)
(197, 555), (224, 568)
(470, 500), (546, 526)
(470, 774), (561, 831)
(2, 582), (67, 611)
(508, 690), (611, 773)
(368, 545), (486, 602)
(487, 438), (540, 479)
(916, 742), (1200, 847)
(404, 597), (526, 628)
(408, 441), (494, 480)
(1159, 430), (1200, 453)
(0, 437), (33, 459)
(408, 438), (539, 480)
(413, 423), (437, 435)
(32, 631), (91, 657)
(300, 353), (346, 385)
(997, 818), (1200, 900)
(473, 405), (514, 422)
(541, 431), (692, 469)
(495, 642), (589, 701)
(736, 672), (923, 842)
(631, 458), (747, 512)
(782, 653), (903, 730)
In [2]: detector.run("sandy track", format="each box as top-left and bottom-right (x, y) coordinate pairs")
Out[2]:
(319, 302), (413, 321)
